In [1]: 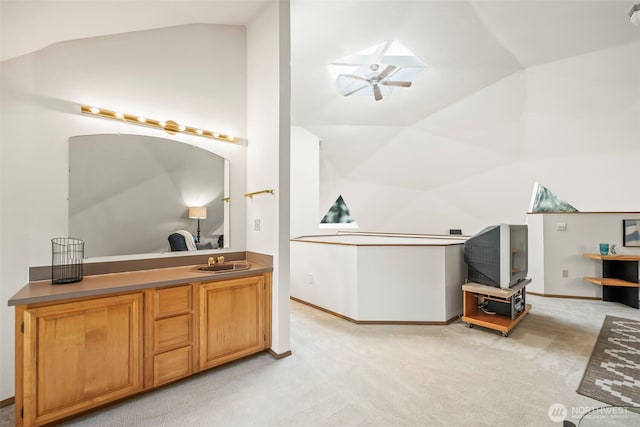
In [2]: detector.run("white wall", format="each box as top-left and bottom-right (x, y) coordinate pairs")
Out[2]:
(357, 246), (451, 321)
(0, 60), (3, 400)
(528, 212), (640, 298)
(290, 126), (320, 238)
(526, 214), (546, 295)
(290, 240), (465, 322)
(290, 241), (359, 318)
(246, 0), (291, 355)
(316, 41), (640, 237)
(0, 23), (248, 401)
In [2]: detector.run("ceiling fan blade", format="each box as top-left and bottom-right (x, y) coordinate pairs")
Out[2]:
(341, 74), (369, 82)
(343, 85), (370, 97)
(377, 65), (397, 80)
(381, 81), (412, 87)
(373, 40), (393, 65)
(373, 84), (383, 101)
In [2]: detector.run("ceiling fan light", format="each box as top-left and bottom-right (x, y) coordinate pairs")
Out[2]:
(329, 40), (426, 101)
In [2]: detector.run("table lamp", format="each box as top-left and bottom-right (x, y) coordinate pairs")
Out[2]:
(188, 207), (207, 243)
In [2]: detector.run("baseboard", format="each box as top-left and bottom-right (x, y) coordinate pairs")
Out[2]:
(267, 349), (292, 359)
(290, 296), (453, 325)
(528, 292), (601, 300)
(0, 396), (14, 408)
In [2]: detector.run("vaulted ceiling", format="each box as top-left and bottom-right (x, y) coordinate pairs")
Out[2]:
(2, 0), (639, 130)
(290, 0), (640, 128)
(0, 0), (270, 62)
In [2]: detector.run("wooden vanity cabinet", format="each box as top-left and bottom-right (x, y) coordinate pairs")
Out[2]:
(18, 293), (144, 426)
(15, 272), (272, 427)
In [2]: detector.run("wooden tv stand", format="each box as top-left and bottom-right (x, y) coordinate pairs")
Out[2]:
(583, 253), (640, 308)
(461, 279), (532, 337)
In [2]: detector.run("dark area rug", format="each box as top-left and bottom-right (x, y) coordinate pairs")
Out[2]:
(577, 315), (640, 407)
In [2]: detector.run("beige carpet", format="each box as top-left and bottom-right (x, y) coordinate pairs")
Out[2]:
(3, 295), (640, 427)
(577, 315), (640, 408)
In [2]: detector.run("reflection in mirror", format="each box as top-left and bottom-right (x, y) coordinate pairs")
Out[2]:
(69, 134), (229, 258)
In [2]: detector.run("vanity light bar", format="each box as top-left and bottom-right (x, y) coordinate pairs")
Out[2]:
(80, 105), (236, 143)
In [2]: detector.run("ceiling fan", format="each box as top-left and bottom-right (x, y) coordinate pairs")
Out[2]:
(340, 63), (412, 101)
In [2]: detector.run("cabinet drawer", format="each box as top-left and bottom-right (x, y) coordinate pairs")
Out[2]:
(153, 314), (192, 353)
(153, 285), (192, 318)
(153, 346), (192, 387)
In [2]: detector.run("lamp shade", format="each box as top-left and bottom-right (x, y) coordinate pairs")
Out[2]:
(188, 207), (207, 219)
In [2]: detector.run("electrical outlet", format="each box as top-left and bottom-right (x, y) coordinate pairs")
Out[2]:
(562, 269), (569, 278)
(254, 218), (261, 231)
(307, 273), (313, 284)
(556, 222), (567, 231)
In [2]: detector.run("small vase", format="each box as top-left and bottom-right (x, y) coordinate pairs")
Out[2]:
(599, 243), (609, 256)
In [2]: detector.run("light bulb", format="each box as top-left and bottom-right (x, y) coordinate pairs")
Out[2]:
(137, 117), (146, 123)
(90, 107), (100, 114)
(178, 125), (186, 131)
(115, 112), (123, 119)
(196, 129), (203, 135)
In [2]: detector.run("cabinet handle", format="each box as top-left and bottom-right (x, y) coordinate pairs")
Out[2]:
(20, 322), (24, 334)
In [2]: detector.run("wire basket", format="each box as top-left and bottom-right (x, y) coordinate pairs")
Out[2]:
(51, 237), (84, 284)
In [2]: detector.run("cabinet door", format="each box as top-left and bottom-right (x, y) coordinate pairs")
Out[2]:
(200, 276), (265, 370)
(22, 293), (143, 426)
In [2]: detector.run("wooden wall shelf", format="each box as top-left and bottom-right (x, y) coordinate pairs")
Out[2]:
(584, 277), (640, 288)
(583, 253), (640, 308)
(583, 254), (640, 262)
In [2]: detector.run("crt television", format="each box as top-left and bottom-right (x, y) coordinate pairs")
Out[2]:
(463, 224), (528, 289)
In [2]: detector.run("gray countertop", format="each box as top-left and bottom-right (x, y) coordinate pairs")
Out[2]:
(9, 262), (273, 306)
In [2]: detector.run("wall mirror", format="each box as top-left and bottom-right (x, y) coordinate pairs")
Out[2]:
(69, 134), (229, 258)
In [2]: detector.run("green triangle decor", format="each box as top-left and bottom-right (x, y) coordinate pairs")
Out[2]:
(320, 195), (356, 224)
(529, 182), (579, 213)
